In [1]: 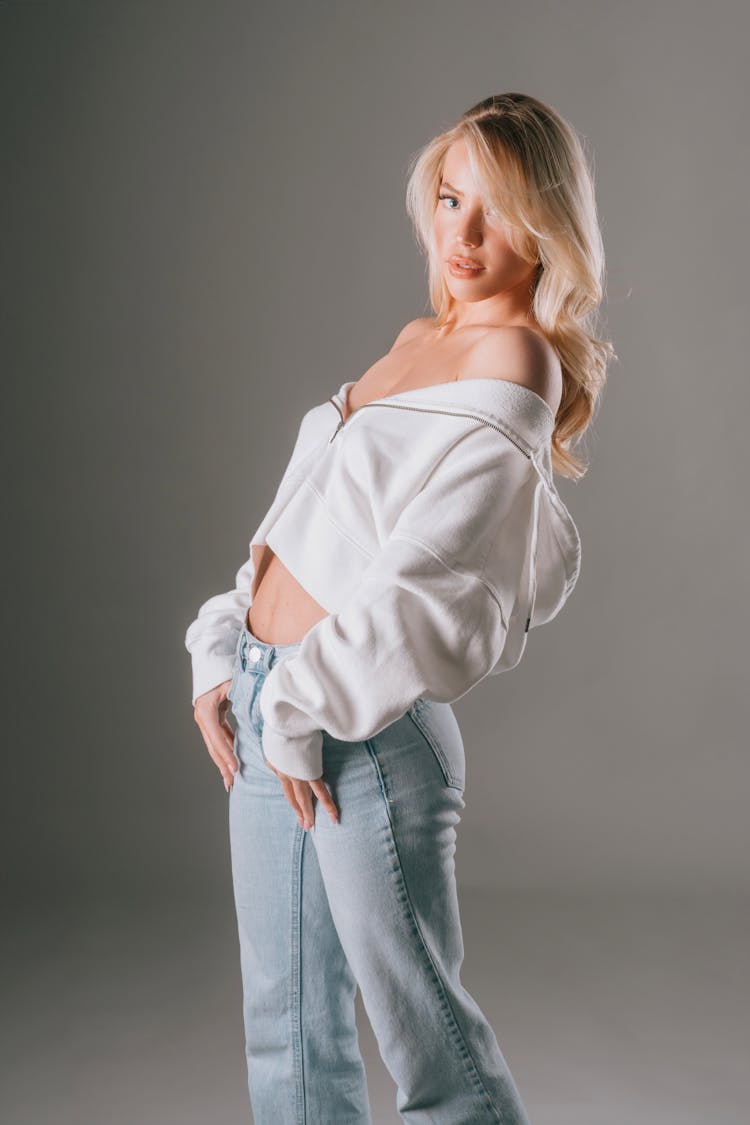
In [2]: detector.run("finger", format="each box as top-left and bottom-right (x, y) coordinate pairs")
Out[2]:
(192, 688), (237, 787)
(212, 722), (238, 778)
(278, 776), (305, 822)
(268, 766), (305, 828)
(205, 738), (235, 788)
(200, 728), (233, 779)
(195, 714), (238, 787)
(220, 717), (237, 757)
(293, 781), (315, 828)
(310, 779), (339, 822)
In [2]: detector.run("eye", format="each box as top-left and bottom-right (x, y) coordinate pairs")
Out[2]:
(438, 192), (499, 220)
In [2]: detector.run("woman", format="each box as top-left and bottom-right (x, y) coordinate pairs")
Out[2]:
(186, 93), (613, 1124)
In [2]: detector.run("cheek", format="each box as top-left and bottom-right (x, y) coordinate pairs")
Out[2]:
(433, 206), (454, 240)
(488, 225), (512, 253)
(486, 232), (524, 273)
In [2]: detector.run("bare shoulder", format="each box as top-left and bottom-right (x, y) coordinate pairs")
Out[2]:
(389, 316), (435, 352)
(459, 325), (563, 414)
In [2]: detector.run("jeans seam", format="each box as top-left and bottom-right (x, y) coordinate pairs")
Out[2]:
(249, 677), (265, 740)
(290, 824), (307, 1123)
(364, 739), (503, 1123)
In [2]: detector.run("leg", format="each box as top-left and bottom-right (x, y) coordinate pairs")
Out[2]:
(228, 654), (372, 1124)
(310, 700), (532, 1125)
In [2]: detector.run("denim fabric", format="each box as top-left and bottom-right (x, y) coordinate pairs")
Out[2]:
(227, 622), (532, 1125)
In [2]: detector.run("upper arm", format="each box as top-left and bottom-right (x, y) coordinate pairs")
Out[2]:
(458, 326), (562, 413)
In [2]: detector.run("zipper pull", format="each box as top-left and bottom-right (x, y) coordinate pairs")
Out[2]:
(328, 396), (346, 442)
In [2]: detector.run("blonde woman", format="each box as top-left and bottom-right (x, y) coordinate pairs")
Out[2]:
(186, 93), (613, 1124)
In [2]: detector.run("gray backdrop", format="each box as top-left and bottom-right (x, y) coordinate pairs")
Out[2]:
(3, 2), (748, 1123)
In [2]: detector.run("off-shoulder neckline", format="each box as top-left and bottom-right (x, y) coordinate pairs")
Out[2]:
(338, 376), (557, 426)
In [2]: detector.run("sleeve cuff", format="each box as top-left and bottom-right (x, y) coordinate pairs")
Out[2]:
(191, 653), (236, 706)
(260, 723), (324, 781)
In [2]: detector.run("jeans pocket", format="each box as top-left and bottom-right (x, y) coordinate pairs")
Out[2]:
(406, 698), (465, 792)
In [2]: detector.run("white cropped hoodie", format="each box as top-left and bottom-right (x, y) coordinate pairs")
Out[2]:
(185, 376), (582, 780)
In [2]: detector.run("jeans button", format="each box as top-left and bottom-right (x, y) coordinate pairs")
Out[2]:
(248, 645), (262, 663)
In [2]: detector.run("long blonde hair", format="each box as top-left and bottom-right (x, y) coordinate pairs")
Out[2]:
(405, 93), (616, 479)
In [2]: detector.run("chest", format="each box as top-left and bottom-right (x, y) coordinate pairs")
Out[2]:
(343, 333), (477, 421)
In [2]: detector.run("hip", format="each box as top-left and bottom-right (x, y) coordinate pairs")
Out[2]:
(227, 625), (466, 797)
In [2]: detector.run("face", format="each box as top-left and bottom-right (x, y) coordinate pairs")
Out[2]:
(434, 138), (539, 315)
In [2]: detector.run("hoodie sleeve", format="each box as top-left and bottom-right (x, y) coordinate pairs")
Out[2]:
(257, 429), (536, 779)
(185, 553), (255, 706)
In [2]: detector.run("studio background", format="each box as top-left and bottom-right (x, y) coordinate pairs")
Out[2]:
(3, 1), (748, 1123)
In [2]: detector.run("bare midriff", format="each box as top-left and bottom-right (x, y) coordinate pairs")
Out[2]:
(247, 315), (560, 645)
(246, 546), (330, 643)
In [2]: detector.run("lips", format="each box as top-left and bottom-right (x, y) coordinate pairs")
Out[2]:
(448, 256), (484, 270)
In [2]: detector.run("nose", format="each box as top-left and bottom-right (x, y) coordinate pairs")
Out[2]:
(454, 209), (484, 248)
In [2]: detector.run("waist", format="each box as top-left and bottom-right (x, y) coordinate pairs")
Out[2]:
(236, 614), (302, 675)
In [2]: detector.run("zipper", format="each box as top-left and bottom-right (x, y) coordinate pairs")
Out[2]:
(327, 396), (532, 458)
(328, 396), (346, 442)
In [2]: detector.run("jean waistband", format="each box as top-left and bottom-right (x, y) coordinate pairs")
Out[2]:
(236, 622), (302, 675)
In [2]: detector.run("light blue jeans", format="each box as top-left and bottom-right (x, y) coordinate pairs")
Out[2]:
(227, 622), (532, 1124)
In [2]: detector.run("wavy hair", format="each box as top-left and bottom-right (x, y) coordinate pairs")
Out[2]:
(405, 93), (616, 479)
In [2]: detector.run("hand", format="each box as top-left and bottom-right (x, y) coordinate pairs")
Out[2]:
(265, 761), (340, 830)
(193, 680), (238, 792)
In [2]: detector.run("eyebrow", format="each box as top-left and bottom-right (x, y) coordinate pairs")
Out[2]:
(439, 180), (464, 195)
